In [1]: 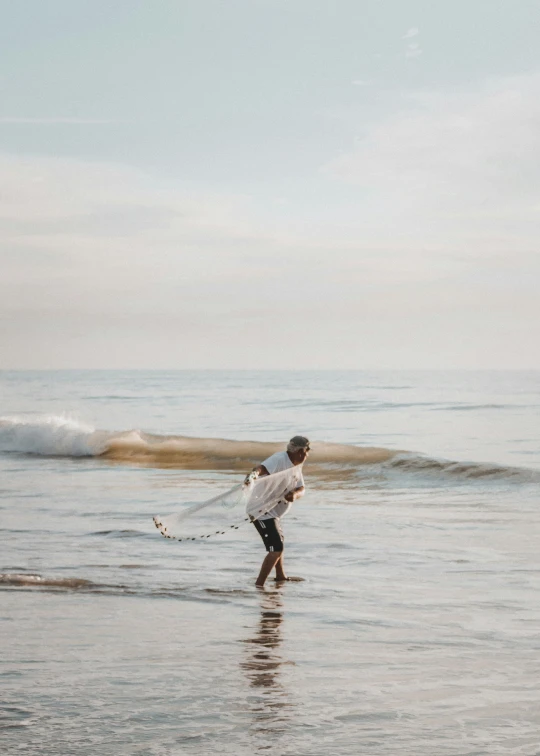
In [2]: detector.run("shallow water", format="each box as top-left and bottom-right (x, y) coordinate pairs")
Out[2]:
(2, 371), (540, 754)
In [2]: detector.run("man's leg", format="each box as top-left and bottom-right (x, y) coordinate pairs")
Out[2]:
(253, 518), (285, 587)
(274, 552), (287, 581)
(255, 551), (281, 587)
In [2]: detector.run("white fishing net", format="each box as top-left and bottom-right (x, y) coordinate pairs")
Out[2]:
(153, 465), (303, 541)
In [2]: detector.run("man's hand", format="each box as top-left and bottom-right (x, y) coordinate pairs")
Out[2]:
(244, 471), (259, 486)
(244, 464), (270, 486)
(284, 485), (305, 502)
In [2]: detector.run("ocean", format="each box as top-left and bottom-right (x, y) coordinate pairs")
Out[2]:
(1, 370), (540, 755)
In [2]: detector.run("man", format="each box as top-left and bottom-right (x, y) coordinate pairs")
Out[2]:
(245, 435), (310, 587)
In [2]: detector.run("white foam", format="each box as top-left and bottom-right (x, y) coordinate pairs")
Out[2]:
(0, 414), (105, 457)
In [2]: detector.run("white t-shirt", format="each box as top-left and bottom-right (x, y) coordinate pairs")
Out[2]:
(258, 451), (305, 521)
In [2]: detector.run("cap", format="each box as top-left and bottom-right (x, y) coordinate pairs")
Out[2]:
(287, 435), (310, 452)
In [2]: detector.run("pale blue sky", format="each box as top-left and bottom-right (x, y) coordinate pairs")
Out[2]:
(1, 0), (540, 368)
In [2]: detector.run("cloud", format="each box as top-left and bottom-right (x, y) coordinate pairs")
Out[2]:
(323, 71), (540, 230)
(401, 28), (421, 58)
(0, 154), (276, 320)
(351, 79), (371, 87)
(405, 42), (422, 59)
(402, 27), (419, 39)
(0, 154), (254, 234)
(2, 67), (540, 370)
(0, 153), (362, 368)
(0, 117), (114, 125)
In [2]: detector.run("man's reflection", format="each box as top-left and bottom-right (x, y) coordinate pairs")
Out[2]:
(240, 587), (294, 738)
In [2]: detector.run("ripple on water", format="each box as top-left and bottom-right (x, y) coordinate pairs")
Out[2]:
(0, 706), (34, 729)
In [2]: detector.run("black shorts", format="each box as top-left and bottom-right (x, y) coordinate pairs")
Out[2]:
(253, 517), (284, 553)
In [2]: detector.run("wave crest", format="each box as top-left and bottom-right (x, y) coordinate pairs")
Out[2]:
(0, 414), (395, 469)
(0, 414), (538, 485)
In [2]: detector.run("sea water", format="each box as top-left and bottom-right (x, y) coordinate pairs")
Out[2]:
(1, 370), (540, 755)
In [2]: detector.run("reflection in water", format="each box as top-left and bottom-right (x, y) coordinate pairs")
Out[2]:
(240, 588), (294, 744)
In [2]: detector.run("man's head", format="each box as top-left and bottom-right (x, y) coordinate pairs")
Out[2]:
(287, 435), (310, 465)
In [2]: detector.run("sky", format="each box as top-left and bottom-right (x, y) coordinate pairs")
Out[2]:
(1, 0), (540, 369)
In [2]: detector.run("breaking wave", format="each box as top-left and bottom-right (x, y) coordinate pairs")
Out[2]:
(384, 454), (539, 483)
(0, 414), (538, 485)
(0, 415), (105, 457)
(0, 414), (395, 469)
